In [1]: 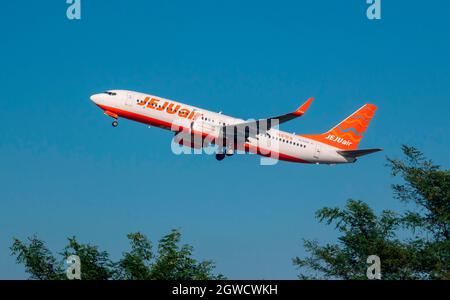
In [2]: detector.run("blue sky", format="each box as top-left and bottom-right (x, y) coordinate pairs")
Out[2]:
(0, 0), (449, 279)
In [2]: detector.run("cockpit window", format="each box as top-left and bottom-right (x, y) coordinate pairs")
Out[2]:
(103, 91), (117, 96)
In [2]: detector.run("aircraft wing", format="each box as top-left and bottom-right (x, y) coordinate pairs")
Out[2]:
(218, 97), (314, 143)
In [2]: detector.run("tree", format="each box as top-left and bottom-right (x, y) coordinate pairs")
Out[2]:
(293, 200), (413, 279)
(150, 229), (222, 280)
(294, 145), (449, 279)
(115, 232), (153, 280)
(388, 145), (450, 279)
(11, 230), (224, 280)
(60, 236), (115, 280)
(114, 230), (224, 280)
(11, 236), (64, 280)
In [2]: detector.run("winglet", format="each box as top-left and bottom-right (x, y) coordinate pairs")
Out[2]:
(293, 97), (314, 116)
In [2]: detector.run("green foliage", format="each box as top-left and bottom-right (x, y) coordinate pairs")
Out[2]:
(115, 232), (153, 280)
(388, 145), (450, 240)
(11, 236), (64, 280)
(387, 145), (450, 279)
(60, 237), (114, 280)
(11, 230), (223, 280)
(150, 230), (221, 280)
(294, 145), (450, 279)
(293, 200), (412, 279)
(114, 230), (224, 280)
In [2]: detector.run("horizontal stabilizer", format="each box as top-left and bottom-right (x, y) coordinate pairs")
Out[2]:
(337, 148), (382, 158)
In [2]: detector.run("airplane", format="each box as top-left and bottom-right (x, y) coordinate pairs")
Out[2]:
(90, 90), (381, 164)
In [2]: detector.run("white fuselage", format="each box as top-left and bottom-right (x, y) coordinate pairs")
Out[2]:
(90, 90), (353, 164)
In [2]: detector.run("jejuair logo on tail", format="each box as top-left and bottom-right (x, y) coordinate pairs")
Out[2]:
(137, 97), (201, 120)
(325, 134), (353, 146)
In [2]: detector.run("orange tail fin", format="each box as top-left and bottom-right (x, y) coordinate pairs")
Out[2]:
(303, 104), (377, 150)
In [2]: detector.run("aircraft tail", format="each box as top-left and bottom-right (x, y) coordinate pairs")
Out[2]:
(302, 103), (377, 150)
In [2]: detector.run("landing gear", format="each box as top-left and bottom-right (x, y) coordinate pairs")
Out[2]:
(104, 111), (119, 127)
(215, 153), (226, 161)
(216, 146), (234, 161)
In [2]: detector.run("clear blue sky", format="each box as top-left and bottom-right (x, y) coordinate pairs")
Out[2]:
(0, 1), (449, 279)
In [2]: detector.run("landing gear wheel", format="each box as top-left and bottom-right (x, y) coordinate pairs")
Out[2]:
(112, 120), (118, 127)
(215, 153), (226, 161)
(226, 148), (234, 156)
